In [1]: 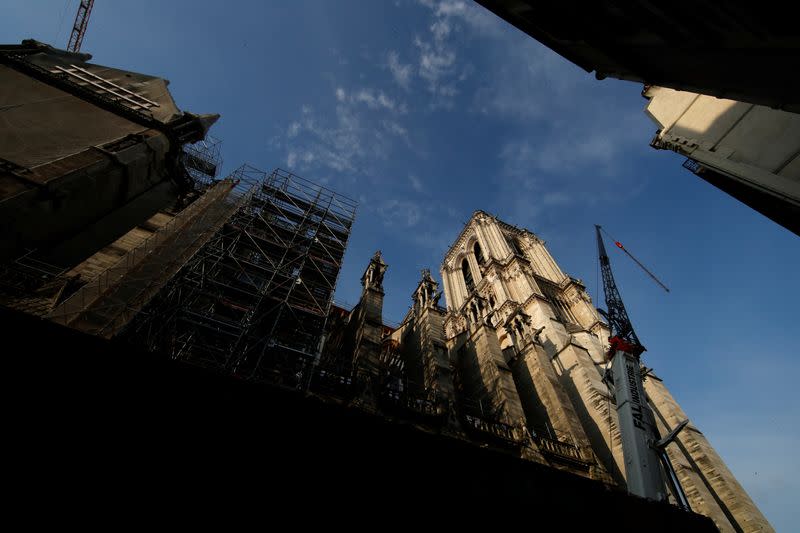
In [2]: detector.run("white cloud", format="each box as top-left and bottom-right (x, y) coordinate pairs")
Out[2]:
(432, 0), (504, 36)
(383, 120), (408, 138)
(352, 88), (398, 112)
(387, 51), (413, 90)
(275, 83), (409, 176)
(378, 93), (395, 110)
(353, 89), (377, 107)
(414, 34), (456, 93)
(412, 0), (500, 108)
(495, 105), (649, 229)
(413, 6), (651, 222)
(417, 37), (456, 84)
(430, 19), (451, 41)
(276, 104), (371, 174)
(408, 174), (423, 192)
(377, 199), (422, 228)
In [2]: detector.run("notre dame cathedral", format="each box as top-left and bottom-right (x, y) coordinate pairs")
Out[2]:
(323, 210), (771, 533)
(0, 41), (773, 530)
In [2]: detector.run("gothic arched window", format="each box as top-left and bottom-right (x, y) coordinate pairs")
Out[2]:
(462, 258), (475, 293)
(507, 235), (524, 257)
(474, 241), (485, 265)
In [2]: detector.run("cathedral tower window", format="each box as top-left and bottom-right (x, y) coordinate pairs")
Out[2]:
(507, 235), (524, 257)
(462, 258), (475, 293)
(474, 241), (485, 265)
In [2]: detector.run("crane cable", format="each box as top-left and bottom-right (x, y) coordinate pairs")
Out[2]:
(598, 226), (670, 293)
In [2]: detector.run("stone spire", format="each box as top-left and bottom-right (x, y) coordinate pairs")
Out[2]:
(413, 268), (442, 311)
(351, 251), (388, 376)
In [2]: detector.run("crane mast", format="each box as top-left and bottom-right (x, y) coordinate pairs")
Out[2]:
(595, 225), (687, 506)
(67, 0), (95, 53)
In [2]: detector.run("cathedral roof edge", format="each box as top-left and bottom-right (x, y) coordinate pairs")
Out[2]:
(440, 210), (539, 270)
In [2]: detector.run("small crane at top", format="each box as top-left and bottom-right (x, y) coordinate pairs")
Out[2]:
(595, 225), (689, 509)
(67, 0), (95, 53)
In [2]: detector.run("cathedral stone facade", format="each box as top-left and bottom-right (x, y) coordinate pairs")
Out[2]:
(325, 210), (772, 533)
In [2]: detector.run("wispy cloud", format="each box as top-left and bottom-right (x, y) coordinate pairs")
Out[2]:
(275, 86), (410, 176)
(411, 2), (471, 107)
(387, 51), (413, 91)
(408, 173), (423, 192)
(276, 104), (373, 173)
(412, 36), (459, 109)
(424, 0), (504, 36)
(494, 116), (648, 232)
(407, 4), (653, 225)
(383, 120), (408, 138)
(377, 199), (423, 228)
(430, 18), (451, 41)
(372, 197), (463, 259)
(353, 88), (399, 112)
(415, 34), (456, 92)
(472, 43), (581, 120)
(410, 1), (507, 109)
(499, 106), (645, 177)
(489, 68), (651, 233)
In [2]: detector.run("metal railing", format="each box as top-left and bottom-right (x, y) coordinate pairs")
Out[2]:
(461, 413), (523, 445)
(532, 433), (584, 463)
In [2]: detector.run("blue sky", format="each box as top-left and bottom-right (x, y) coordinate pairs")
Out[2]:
(4, 1), (799, 528)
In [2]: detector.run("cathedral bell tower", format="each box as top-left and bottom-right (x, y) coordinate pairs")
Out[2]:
(440, 211), (612, 480)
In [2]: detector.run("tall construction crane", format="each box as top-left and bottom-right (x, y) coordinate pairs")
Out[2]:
(67, 0), (95, 53)
(595, 225), (689, 508)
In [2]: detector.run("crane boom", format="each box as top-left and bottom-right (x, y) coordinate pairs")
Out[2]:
(67, 0), (95, 53)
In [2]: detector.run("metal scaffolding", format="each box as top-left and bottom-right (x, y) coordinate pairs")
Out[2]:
(47, 178), (241, 336)
(0, 137), (224, 318)
(124, 165), (357, 387)
(0, 251), (79, 316)
(183, 135), (222, 190)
